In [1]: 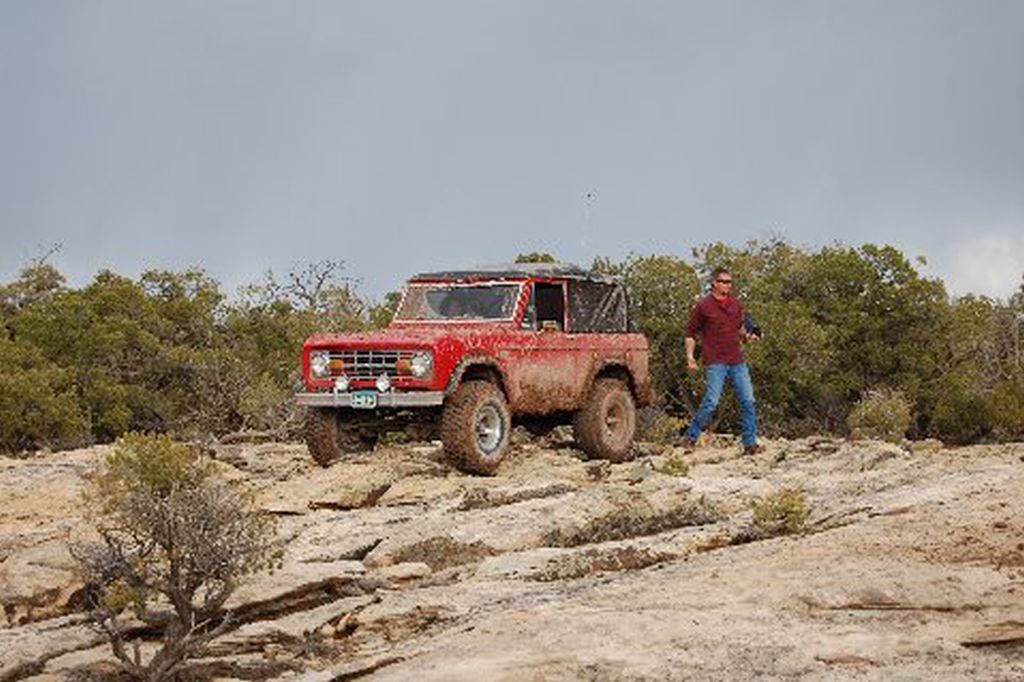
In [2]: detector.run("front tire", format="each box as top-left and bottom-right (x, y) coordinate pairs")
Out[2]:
(441, 381), (511, 475)
(305, 408), (378, 467)
(573, 378), (637, 462)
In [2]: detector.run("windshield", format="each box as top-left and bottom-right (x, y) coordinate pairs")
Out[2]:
(395, 282), (521, 321)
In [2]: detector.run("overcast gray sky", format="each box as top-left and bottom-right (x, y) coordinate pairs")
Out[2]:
(2, 0), (1022, 301)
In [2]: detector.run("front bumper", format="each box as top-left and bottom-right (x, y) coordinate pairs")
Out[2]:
(295, 391), (445, 408)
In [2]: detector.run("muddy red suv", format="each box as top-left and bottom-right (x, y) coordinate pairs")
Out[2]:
(296, 263), (652, 474)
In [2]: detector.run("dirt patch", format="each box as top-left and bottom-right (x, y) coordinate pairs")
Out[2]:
(908, 497), (1024, 573)
(390, 537), (497, 571)
(532, 546), (673, 581)
(917, 528), (1024, 572)
(456, 482), (577, 511)
(541, 495), (722, 547)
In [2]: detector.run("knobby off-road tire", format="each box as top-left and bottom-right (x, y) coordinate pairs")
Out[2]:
(441, 380), (511, 476)
(304, 408), (379, 467)
(573, 377), (637, 462)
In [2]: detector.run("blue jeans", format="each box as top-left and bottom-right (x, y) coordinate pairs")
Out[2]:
(686, 363), (758, 446)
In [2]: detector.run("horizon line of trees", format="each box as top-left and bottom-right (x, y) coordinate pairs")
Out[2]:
(1, 239), (1022, 453)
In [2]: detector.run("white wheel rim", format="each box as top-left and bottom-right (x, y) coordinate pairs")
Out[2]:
(475, 404), (503, 453)
(604, 395), (631, 443)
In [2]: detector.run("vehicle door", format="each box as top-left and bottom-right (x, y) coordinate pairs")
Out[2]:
(498, 279), (587, 413)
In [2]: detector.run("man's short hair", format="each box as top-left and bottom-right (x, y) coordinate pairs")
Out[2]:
(710, 266), (732, 280)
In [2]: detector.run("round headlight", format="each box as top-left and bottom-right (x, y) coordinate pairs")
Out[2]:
(376, 373), (392, 393)
(410, 352), (433, 378)
(310, 351), (330, 378)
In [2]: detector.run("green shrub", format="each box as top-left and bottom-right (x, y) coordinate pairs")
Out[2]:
(846, 388), (912, 442)
(639, 411), (687, 444)
(90, 432), (210, 501)
(377, 429), (411, 446)
(0, 337), (88, 451)
(929, 387), (995, 445)
(990, 378), (1024, 442)
(655, 453), (690, 477)
(238, 372), (296, 433)
(751, 488), (811, 538)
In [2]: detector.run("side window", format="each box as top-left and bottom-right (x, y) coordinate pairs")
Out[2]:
(533, 282), (565, 331)
(566, 280), (629, 333)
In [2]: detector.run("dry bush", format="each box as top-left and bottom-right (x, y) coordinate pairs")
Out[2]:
(72, 433), (279, 681)
(750, 488), (811, 539)
(542, 494), (721, 548)
(846, 387), (912, 443)
(236, 372), (303, 439)
(377, 429), (412, 446)
(638, 410), (688, 445)
(655, 453), (690, 477)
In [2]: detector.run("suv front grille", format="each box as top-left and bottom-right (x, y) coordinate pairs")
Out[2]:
(330, 349), (418, 380)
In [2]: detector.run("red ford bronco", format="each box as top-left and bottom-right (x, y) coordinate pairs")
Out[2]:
(296, 263), (652, 475)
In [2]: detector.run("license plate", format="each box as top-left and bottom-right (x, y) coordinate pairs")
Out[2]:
(349, 391), (378, 409)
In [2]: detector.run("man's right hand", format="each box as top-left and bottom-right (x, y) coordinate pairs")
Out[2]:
(684, 336), (699, 373)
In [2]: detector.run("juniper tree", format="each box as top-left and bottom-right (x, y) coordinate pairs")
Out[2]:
(73, 434), (278, 681)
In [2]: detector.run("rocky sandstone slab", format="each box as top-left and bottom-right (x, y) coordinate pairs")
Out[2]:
(2, 438), (1022, 681)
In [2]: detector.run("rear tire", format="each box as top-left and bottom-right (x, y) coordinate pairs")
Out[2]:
(441, 381), (511, 476)
(573, 378), (637, 462)
(305, 408), (378, 467)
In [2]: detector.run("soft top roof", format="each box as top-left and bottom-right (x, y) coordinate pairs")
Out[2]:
(410, 262), (620, 285)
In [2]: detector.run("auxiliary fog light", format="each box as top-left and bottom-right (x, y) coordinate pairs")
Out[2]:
(376, 373), (392, 393)
(334, 376), (350, 392)
(410, 352), (433, 378)
(310, 351), (330, 379)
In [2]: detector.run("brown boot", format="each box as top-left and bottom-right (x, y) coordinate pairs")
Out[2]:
(743, 443), (765, 456)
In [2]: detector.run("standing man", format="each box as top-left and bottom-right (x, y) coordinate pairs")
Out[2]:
(682, 267), (763, 455)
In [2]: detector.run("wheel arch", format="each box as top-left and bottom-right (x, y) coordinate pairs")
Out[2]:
(444, 356), (509, 398)
(589, 361), (640, 402)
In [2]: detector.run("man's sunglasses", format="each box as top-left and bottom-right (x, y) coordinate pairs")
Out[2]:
(715, 278), (733, 284)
